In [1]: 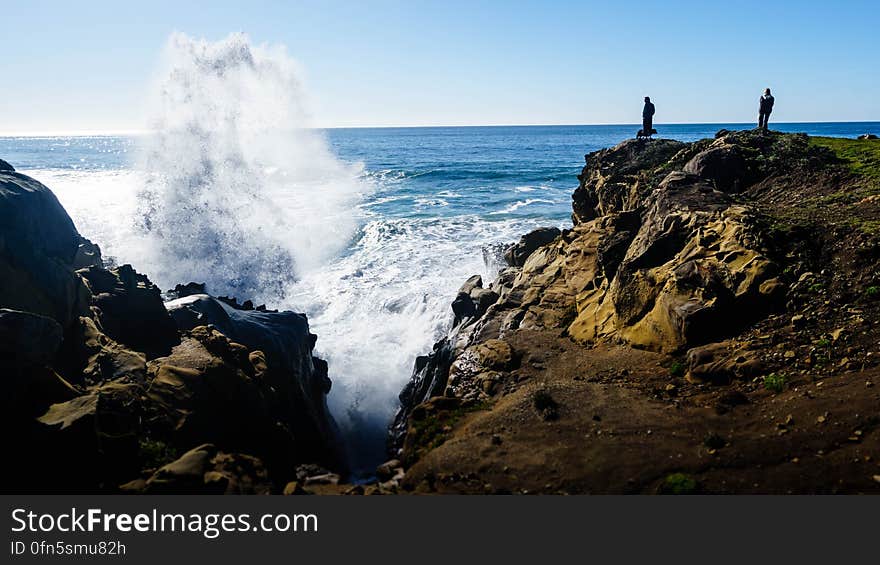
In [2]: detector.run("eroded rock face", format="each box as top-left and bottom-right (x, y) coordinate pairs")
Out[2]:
(144, 327), (291, 464)
(164, 295), (339, 465)
(393, 132), (798, 455)
(569, 173), (783, 351)
(79, 264), (179, 359)
(504, 227), (562, 267)
(75, 316), (147, 384)
(572, 138), (686, 223)
(683, 142), (750, 192)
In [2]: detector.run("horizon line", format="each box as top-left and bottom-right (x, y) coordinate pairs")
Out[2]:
(1, 120), (878, 138)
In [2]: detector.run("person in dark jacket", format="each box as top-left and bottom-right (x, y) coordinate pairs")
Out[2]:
(642, 96), (655, 137)
(758, 88), (775, 131)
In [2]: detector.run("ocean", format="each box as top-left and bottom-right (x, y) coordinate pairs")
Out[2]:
(2, 121), (877, 472)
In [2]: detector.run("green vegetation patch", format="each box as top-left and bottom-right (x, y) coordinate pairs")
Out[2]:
(763, 373), (786, 393)
(659, 473), (699, 495)
(809, 136), (880, 183)
(404, 400), (489, 465)
(668, 360), (686, 378)
(139, 438), (178, 469)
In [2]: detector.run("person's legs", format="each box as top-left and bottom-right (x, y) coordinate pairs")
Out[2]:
(643, 118), (652, 137)
(763, 112), (770, 131)
(758, 113), (765, 129)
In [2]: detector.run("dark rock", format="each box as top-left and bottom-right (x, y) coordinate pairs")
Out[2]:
(504, 227), (561, 267)
(172, 282), (206, 299)
(74, 316), (147, 384)
(0, 159), (14, 172)
(376, 459), (402, 482)
(72, 237), (102, 270)
(858, 134), (878, 140)
(451, 290), (477, 321)
(79, 265), (179, 359)
(129, 444), (272, 494)
(389, 337), (459, 453)
(450, 275), (500, 326)
(572, 138), (686, 223)
(0, 169), (346, 492)
(282, 481), (309, 495)
(0, 309), (63, 367)
(166, 294), (328, 392)
(146, 317), (341, 474)
(686, 342), (763, 384)
(36, 381), (143, 488)
(683, 144), (750, 192)
(0, 170), (90, 330)
(295, 463), (332, 481)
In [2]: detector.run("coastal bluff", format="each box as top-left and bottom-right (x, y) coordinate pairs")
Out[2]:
(391, 130), (880, 494)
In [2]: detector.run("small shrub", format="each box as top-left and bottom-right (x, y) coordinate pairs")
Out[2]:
(816, 338), (831, 348)
(763, 373), (786, 393)
(866, 286), (880, 299)
(139, 439), (177, 469)
(809, 283), (825, 293)
(660, 473), (699, 495)
(668, 360), (686, 378)
(532, 389), (559, 421)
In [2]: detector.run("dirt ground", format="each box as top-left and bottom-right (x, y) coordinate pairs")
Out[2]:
(399, 330), (880, 494)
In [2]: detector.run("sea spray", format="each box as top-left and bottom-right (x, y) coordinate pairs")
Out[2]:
(288, 215), (536, 475)
(137, 32), (365, 303)
(25, 35), (569, 475)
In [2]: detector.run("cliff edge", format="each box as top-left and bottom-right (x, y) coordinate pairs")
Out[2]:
(392, 130), (880, 494)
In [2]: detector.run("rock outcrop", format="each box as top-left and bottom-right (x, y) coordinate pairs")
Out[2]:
(79, 264), (179, 359)
(0, 163), (343, 492)
(391, 130), (850, 461)
(503, 227), (562, 267)
(122, 443), (273, 494)
(0, 170), (91, 332)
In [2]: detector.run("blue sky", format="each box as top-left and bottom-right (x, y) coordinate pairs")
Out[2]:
(1, 0), (877, 133)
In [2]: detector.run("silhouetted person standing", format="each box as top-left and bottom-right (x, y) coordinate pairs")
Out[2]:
(758, 88), (775, 131)
(642, 96), (655, 138)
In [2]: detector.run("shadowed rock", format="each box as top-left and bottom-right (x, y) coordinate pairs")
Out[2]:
(0, 170), (91, 330)
(504, 227), (561, 267)
(122, 443), (272, 495)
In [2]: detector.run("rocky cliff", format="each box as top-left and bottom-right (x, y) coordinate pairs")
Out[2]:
(391, 130), (880, 494)
(0, 164), (343, 493)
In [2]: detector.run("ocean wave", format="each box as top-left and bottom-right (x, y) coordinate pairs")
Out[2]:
(489, 198), (556, 215)
(413, 197), (449, 207)
(436, 189), (463, 198)
(512, 184), (553, 193)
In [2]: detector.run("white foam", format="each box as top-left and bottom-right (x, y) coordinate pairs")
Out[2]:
(285, 214), (551, 470)
(134, 32), (367, 302)
(489, 198), (556, 215)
